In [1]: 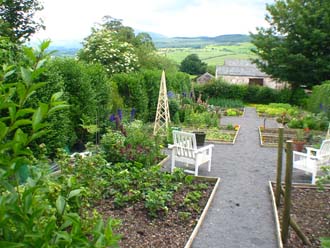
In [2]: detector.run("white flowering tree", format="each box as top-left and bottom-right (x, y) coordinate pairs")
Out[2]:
(79, 29), (139, 74)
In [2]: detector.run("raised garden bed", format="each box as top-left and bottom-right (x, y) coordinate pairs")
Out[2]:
(269, 182), (330, 248)
(183, 125), (240, 144)
(220, 107), (245, 117)
(259, 127), (325, 148)
(95, 176), (220, 248)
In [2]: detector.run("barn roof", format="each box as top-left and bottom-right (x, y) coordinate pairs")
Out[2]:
(216, 59), (267, 77)
(196, 72), (214, 83)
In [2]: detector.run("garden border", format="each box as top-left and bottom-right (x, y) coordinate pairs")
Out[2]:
(268, 181), (283, 248)
(157, 154), (170, 166)
(185, 176), (220, 248)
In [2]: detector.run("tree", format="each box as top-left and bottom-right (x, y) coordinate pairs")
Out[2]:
(180, 54), (207, 75)
(0, 0), (44, 43)
(78, 16), (165, 73)
(251, 0), (330, 90)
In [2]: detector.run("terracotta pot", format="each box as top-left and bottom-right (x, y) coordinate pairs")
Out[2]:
(293, 140), (305, 152)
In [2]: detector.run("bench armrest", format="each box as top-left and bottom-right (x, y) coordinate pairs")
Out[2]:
(306, 147), (319, 156)
(194, 144), (214, 154)
(293, 150), (318, 160)
(168, 144), (176, 149)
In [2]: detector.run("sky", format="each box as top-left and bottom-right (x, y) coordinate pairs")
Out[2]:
(32, 0), (274, 43)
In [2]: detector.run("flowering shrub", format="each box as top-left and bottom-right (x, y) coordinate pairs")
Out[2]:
(101, 120), (163, 166)
(79, 29), (139, 74)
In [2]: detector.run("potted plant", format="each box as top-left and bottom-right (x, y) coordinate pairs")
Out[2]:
(193, 131), (206, 146)
(293, 129), (306, 152)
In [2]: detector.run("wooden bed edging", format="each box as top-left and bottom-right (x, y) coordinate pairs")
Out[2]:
(157, 154), (170, 166)
(259, 127), (279, 147)
(268, 181), (330, 248)
(184, 176), (220, 248)
(268, 181), (283, 248)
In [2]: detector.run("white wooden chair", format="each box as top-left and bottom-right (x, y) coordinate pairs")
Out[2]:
(70, 151), (92, 158)
(168, 130), (214, 176)
(293, 139), (330, 184)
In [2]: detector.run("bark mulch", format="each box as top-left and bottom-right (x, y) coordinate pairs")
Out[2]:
(274, 185), (330, 248)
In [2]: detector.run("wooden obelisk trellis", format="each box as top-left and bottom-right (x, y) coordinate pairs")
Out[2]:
(153, 70), (170, 136)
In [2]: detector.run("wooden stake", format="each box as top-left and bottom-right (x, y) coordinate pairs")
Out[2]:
(275, 127), (284, 207)
(290, 217), (312, 246)
(281, 140), (293, 243)
(279, 186), (312, 246)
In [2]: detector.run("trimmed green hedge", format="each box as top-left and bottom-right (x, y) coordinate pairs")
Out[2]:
(111, 70), (191, 122)
(194, 79), (307, 105)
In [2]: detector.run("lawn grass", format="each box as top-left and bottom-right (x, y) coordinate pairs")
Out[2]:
(157, 42), (257, 66)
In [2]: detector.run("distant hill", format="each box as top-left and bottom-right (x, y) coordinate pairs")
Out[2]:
(153, 34), (251, 48)
(42, 33), (251, 57)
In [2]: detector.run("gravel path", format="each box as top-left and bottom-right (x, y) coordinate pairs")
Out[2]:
(163, 107), (280, 248)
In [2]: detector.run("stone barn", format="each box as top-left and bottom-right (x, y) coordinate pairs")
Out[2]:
(215, 59), (284, 89)
(196, 72), (214, 84)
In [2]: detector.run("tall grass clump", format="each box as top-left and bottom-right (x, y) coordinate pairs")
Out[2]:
(208, 98), (244, 108)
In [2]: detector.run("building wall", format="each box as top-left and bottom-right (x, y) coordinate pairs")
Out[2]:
(220, 76), (286, 89)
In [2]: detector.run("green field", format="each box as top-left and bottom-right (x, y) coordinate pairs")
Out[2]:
(157, 42), (257, 66)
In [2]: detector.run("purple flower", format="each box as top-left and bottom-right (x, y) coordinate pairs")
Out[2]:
(167, 91), (175, 98)
(109, 114), (115, 122)
(182, 92), (187, 97)
(130, 108), (136, 121)
(117, 109), (122, 120)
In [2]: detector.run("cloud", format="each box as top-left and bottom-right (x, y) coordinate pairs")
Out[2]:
(32, 0), (273, 41)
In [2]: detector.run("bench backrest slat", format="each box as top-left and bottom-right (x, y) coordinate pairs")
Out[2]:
(173, 131), (197, 158)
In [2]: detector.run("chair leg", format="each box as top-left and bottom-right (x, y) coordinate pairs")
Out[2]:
(171, 154), (175, 173)
(195, 163), (198, 176)
(208, 160), (211, 172)
(311, 172), (316, 184)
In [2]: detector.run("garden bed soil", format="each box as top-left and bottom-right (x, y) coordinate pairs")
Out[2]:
(94, 178), (219, 248)
(270, 183), (330, 248)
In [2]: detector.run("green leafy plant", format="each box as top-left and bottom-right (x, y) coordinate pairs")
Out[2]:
(145, 189), (172, 217)
(320, 237), (330, 248)
(0, 41), (121, 247)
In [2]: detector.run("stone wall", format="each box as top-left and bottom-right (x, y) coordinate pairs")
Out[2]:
(220, 76), (286, 89)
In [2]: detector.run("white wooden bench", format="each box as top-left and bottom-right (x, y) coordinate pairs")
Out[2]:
(168, 130), (214, 176)
(293, 139), (330, 184)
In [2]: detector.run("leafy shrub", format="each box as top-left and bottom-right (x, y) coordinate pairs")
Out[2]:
(101, 120), (163, 165)
(184, 111), (218, 128)
(111, 69), (191, 122)
(307, 81), (330, 119)
(288, 112), (329, 131)
(44, 58), (112, 150)
(100, 129), (126, 162)
(0, 42), (120, 247)
(169, 99), (180, 120)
